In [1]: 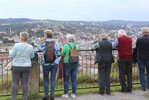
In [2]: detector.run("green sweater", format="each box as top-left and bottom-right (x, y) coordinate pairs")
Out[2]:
(61, 42), (79, 63)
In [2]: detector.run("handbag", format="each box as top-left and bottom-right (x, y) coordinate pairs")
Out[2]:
(4, 61), (12, 70)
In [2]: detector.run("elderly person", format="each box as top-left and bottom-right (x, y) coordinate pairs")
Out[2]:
(136, 27), (149, 91)
(113, 30), (133, 93)
(9, 32), (35, 100)
(61, 34), (79, 99)
(94, 33), (114, 95)
(38, 30), (60, 100)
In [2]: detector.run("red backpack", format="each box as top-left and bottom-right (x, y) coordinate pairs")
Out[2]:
(44, 41), (56, 63)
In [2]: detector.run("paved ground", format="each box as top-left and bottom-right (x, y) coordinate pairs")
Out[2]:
(56, 90), (149, 100)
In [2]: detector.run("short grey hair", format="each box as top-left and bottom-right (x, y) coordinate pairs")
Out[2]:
(66, 34), (76, 42)
(101, 33), (108, 40)
(118, 30), (127, 37)
(20, 31), (29, 41)
(141, 27), (149, 35)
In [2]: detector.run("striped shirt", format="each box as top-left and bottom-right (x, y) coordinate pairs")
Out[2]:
(38, 38), (60, 65)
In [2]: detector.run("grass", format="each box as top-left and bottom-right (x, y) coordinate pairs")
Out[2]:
(0, 65), (140, 96)
(0, 61), (141, 100)
(1, 84), (141, 100)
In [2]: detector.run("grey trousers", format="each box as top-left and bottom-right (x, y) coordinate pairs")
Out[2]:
(98, 63), (111, 92)
(11, 67), (30, 100)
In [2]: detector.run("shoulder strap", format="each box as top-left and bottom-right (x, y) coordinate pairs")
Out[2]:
(45, 40), (55, 44)
(45, 41), (49, 46)
(51, 41), (55, 45)
(45, 41), (50, 45)
(67, 43), (72, 49)
(67, 43), (77, 49)
(74, 44), (76, 49)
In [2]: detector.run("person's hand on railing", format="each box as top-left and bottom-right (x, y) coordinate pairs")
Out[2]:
(91, 48), (95, 51)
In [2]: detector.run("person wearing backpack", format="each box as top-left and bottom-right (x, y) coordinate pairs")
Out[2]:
(61, 34), (79, 99)
(38, 30), (60, 100)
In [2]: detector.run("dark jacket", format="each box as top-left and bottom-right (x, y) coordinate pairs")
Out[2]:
(118, 36), (132, 59)
(136, 35), (149, 61)
(95, 39), (114, 64)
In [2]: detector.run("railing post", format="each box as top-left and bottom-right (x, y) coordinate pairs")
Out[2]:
(29, 61), (40, 96)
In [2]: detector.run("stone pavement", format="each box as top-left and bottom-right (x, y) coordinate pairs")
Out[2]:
(56, 90), (149, 100)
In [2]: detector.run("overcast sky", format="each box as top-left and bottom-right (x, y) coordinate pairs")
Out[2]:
(0, 0), (149, 21)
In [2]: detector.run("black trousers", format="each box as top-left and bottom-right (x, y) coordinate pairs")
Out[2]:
(118, 59), (132, 91)
(98, 63), (111, 92)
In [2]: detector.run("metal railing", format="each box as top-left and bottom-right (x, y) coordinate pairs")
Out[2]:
(0, 50), (139, 96)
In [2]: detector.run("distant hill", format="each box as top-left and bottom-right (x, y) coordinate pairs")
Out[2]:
(0, 18), (35, 24)
(0, 18), (149, 25)
(101, 20), (149, 25)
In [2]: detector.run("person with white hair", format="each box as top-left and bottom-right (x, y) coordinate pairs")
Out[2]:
(113, 30), (133, 93)
(136, 27), (149, 91)
(61, 34), (79, 99)
(9, 31), (35, 100)
(94, 33), (114, 95)
(117, 30), (127, 37)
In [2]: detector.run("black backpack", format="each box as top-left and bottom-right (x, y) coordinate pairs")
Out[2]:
(31, 52), (38, 62)
(44, 41), (56, 63)
(67, 44), (79, 64)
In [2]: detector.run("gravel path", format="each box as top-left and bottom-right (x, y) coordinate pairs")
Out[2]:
(56, 90), (149, 100)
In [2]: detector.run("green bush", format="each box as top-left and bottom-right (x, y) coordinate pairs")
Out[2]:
(0, 76), (12, 94)
(78, 73), (98, 84)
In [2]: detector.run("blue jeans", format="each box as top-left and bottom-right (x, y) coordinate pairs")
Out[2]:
(43, 64), (58, 96)
(64, 63), (78, 94)
(138, 61), (149, 89)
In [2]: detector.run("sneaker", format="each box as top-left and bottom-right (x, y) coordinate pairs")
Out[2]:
(62, 94), (68, 99)
(71, 94), (76, 99)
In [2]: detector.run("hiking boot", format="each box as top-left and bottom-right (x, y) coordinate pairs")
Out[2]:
(127, 88), (132, 93)
(42, 96), (49, 100)
(99, 91), (104, 95)
(142, 87), (146, 91)
(50, 96), (54, 100)
(147, 85), (149, 89)
(106, 90), (110, 95)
